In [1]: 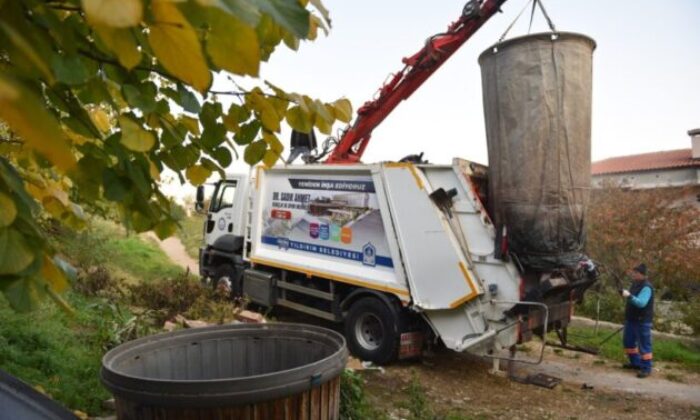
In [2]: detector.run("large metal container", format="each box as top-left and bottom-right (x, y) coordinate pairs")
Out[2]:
(479, 32), (596, 270)
(101, 323), (347, 419)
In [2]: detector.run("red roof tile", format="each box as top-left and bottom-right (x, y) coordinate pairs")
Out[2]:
(592, 149), (699, 175)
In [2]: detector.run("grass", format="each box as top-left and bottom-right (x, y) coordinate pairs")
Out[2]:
(0, 218), (189, 415)
(54, 218), (184, 283)
(176, 214), (205, 259)
(0, 293), (113, 415)
(553, 326), (700, 372)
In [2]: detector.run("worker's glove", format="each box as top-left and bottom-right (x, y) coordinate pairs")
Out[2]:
(622, 289), (631, 298)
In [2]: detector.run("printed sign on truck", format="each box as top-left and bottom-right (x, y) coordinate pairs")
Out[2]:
(260, 173), (393, 270)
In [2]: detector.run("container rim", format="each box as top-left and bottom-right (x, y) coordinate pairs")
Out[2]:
(478, 31), (597, 64)
(100, 322), (348, 407)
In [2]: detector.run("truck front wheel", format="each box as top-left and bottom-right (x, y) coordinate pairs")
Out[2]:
(344, 297), (400, 365)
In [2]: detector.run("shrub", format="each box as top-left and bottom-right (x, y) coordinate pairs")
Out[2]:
(585, 185), (700, 298)
(128, 275), (206, 323)
(73, 266), (123, 298)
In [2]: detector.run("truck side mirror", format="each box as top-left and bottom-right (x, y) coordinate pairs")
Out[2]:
(195, 185), (205, 212)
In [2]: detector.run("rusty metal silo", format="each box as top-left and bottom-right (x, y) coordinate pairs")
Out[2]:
(479, 32), (596, 270)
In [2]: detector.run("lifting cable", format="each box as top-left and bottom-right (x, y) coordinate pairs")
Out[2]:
(498, 0), (557, 43)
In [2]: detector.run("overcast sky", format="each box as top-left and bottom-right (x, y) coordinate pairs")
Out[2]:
(165, 0), (700, 199)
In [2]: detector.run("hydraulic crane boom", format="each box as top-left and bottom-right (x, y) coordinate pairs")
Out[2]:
(325, 0), (508, 164)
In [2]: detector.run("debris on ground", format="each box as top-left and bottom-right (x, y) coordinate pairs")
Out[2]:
(235, 309), (265, 323)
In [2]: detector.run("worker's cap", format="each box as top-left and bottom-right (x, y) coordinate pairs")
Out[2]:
(632, 263), (647, 276)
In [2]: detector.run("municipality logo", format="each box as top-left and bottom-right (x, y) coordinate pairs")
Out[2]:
(362, 242), (376, 267)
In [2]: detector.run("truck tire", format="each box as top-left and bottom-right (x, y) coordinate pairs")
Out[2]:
(344, 297), (400, 365)
(213, 264), (241, 297)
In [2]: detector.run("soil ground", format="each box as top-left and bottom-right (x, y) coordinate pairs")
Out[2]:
(362, 347), (700, 419)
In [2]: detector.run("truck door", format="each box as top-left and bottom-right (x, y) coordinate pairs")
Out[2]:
(205, 179), (242, 248)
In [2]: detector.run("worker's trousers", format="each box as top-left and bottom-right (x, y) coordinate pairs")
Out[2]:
(623, 320), (652, 373)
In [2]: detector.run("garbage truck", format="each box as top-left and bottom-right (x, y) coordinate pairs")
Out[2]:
(195, 0), (599, 364)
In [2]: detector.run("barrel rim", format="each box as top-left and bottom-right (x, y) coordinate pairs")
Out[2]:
(478, 31), (597, 64)
(100, 322), (348, 407)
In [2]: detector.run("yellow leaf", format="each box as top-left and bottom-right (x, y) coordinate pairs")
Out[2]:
(154, 220), (177, 240)
(315, 114), (332, 135)
(40, 255), (69, 293)
(262, 149), (281, 168)
(148, 159), (161, 181)
(179, 116), (200, 136)
(0, 192), (17, 227)
(286, 105), (313, 133)
(262, 131), (283, 154)
(89, 108), (111, 133)
(248, 92), (280, 132)
(333, 98), (352, 123)
(148, 0), (212, 93)
(206, 10), (260, 77)
(185, 165), (211, 186)
(0, 227), (35, 275)
(94, 25), (142, 70)
(0, 73), (76, 171)
(119, 115), (155, 152)
(82, 0), (143, 28)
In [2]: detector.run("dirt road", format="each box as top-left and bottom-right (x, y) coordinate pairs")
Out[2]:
(145, 233), (198, 274)
(363, 347), (699, 419)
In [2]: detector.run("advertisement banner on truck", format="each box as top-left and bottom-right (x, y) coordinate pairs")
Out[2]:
(260, 173), (393, 271)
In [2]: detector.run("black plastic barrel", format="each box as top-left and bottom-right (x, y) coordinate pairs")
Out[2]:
(101, 323), (348, 419)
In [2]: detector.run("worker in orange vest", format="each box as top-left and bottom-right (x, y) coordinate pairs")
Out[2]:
(621, 263), (654, 378)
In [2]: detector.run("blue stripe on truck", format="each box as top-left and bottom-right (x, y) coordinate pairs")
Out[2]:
(261, 236), (394, 268)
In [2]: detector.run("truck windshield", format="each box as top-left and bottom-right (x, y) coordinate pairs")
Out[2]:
(210, 181), (237, 212)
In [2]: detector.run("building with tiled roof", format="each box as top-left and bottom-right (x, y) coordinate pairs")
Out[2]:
(591, 129), (700, 190)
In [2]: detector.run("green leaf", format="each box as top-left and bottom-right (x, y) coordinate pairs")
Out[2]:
(309, 0), (331, 26)
(200, 123), (227, 150)
(82, 0), (143, 28)
(200, 101), (223, 129)
(148, 0), (212, 93)
(0, 21), (55, 84)
(119, 115), (156, 152)
(122, 83), (158, 113)
(0, 191), (17, 227)
(211, 147), (233, 167)
(286, 105), (313, 133)
(102, 168), (130, 201)
(244, 140), (267, 165)
(206, 8), (260, 76)
(50, 54), (95, 86)
(1, 276), (46, 313)
(178, 84), (201, 113)
(0, 227), (36, 275)
(254, 0), (310, 39)
(0, 73), (76, 171)
(223, 103), (250, 132)
(185, 164), (211, 185)
(154, 220), (177, 239)
(218, 0), (261, 26)
(234, 120), (261, 145)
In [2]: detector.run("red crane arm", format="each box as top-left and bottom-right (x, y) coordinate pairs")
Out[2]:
(325, 0), (508, 164)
